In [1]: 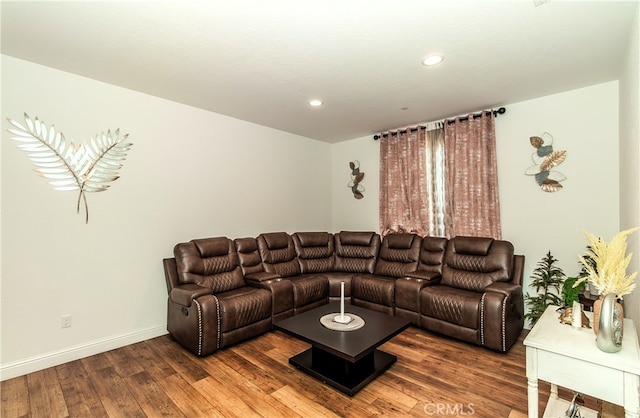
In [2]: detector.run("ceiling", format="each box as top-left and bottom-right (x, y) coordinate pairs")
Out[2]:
(1, 1), (638, 143)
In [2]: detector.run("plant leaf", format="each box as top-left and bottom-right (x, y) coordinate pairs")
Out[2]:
(530, 136), (544, 148)
(539, 150), (567, 172)
(541, 180), (563, 192)
(537, 145), (553, 157)
(535, 171), (549, 186)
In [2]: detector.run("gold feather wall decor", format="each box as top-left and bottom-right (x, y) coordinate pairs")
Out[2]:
(539, 150), (567, 172)
(6, 113), (133, 223)
(524, 132), (567, 192)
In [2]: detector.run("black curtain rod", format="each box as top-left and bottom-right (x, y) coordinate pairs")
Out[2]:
(373, 107), (506, 140)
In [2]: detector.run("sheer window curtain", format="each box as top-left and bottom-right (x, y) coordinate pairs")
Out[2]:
(443, 113), (502, 238)
(425, 124), (446, 237)
(379, 128), (429, 236)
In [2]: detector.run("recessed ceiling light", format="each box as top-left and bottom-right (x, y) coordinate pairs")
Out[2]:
(422, 54), (444, 66)
(308, 99), (323, 107)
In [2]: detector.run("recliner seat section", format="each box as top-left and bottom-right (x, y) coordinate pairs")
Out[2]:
(395, 236), (449, 325)
(165, 237), (272, 356)
(163, 231), (525, 355)
(292, 232), (355, 304)
(351, 233), (422, 314)
(234, 237), (294, 322)
(330, 231), (381, 301)
(419, 236), (524, 352)
(257, 232), (329, 315)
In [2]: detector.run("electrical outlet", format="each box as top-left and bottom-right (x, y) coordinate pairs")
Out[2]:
(61, 315), (72, 328)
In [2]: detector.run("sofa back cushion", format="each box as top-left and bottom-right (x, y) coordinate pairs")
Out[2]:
(292, 232), (335, 273)
(441, 236), (514, 292)
(257, 232), (301, 277)
(173, 237), (245, 293)
(416, 236), (448, 274)
(334, 231), (380, 273)
(373, 233), (421, 277)
(234, 237), (264, 276)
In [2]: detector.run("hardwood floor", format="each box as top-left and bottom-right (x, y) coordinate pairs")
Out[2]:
(1, 327), (597, 417)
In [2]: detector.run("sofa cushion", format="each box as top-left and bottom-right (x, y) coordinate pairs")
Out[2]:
(217, 286), (272, 333)
(339, 231), (376, 246)
(290, 275), (329, 307)
(420, 285), (482, 329)
(322, 272), (358, 298)
(174, 237), (245, 293)
(441, 237), (514, 292)
(334, 231), (380, 273)
(293, 232), (335, 273)
(192, 238), (231, 257)
(257, 232), (302, 277)
(234, 237), (264, 276)
(352, 274), (395, 307)
(262, 232), (290, 249)
(295, 231), (333, 248)
(385, 233), (419, 250)
(415, 236), (448, 274)
(451, 236), (494, 256)
(373, 233), (421, 277)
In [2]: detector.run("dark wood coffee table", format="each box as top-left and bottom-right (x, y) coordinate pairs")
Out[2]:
(273, 302), (411, 396)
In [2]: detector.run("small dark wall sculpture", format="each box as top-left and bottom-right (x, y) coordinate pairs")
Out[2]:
(348, 160), (365, 199)
(525, 132), (566, 192)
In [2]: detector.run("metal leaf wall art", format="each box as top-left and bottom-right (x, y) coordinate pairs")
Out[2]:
(347, 160), (365, 199)
(6, 113), (133, 223)
(524, 132), (566, 192)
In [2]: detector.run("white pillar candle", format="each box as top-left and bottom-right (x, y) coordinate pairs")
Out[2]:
(340, 281), (345, 319)
(572, 301), (582, 328)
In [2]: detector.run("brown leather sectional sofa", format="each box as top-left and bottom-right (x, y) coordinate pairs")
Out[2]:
(163, 231), (524, 356)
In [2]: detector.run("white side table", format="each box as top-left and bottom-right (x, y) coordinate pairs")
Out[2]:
(524, 305), (640, 418)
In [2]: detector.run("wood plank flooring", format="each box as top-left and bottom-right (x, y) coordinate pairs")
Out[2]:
(1, 327), (598, 417)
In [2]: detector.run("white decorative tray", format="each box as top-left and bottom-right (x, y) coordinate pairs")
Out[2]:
(319, 313), (365, 331)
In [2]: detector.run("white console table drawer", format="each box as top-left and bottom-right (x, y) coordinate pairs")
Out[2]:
(537, 349), (624, 405)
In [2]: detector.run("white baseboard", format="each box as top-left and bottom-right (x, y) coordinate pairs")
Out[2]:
(0, 325), (168, 381)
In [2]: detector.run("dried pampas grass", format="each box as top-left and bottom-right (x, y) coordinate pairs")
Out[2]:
(574, 227), (640, 299)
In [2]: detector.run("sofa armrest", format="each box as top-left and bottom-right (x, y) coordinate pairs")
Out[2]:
(482, 281), (524, 352)
(170, 283), (213, 307)
(405, 270), (441, 284)
(245, 276), (294, 318)
(511, 255), (525, 286)
(245, 272), (281, 284)
(163, 258), (180, 293)
(484, 281), (522, 297)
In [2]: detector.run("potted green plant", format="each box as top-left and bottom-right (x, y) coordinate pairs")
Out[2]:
(561, 276), (585, 307)
(524, 251), (566, 327)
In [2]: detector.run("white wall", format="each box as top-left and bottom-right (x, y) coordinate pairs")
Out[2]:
(331, 136), (380, 232)
(331, 81), (621, 326)
(619, 7), (640, 331)
(0, 56), (332, 379)
(497, 81), (620, 292)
